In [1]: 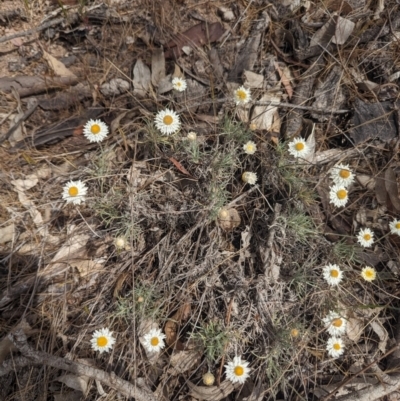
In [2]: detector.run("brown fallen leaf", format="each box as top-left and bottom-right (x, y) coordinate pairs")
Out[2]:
(164, 302), (191, 350)
(168, 157), (192, 177)
(165, 22), (225, 59)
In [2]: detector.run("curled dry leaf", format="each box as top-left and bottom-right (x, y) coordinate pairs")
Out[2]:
(252, 93), (281, 133)
(187, 380), (235, 401)
(132, 59), (151, 97)
(168, 350), (202, 375)
(370, 320), (388, 353)
(218, 208), (241, 232)
(165, 22), (225, 59)
(164, 303), (191, 349)
(346, 317), (364, 342)
(0, 223), (15, 244)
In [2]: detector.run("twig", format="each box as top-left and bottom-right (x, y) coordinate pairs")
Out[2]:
(0, 17), (64, 44)
(2, 329), (158, 401)
(176, 98), (350, 115)
(0, 103), (38, 145)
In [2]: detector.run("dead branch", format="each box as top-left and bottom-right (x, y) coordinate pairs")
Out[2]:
(0, 17), (64, 44)
(1, 329), (158, 401)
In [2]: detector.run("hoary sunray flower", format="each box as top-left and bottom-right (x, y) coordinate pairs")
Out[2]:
(389, 219), (400, 236)
(225, 356), (251, 384)
(288, 137), (311, 158)
(357, 228), (374, 248)
(187, 131), (197, 141)
(329, 163), (355, 187)
(143, 328), (166, 353)
(361, 266), (376, 282)
(243, 141), (257, 155)
(323, 311), (347, 336)
(329, 184), (349, 208)
(154, 108), (181, 135)
(62, 180), (88, 205)
(203, 372), (215, 386)
(326, 337), (345, 358)
(322, 264), (343, 286)
(114, 236), (127, 250)
(172, 77), (187, 92)
(242, 171), (257, 185)
(83, 119), (109, 143)
(90, 328), (116, 354)
(234, 86), (251, 105)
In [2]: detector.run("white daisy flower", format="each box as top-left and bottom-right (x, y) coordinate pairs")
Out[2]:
(242, 171), (257, 185)
(329, 163), (355, 187)
(288, 137), (311, 158)
(322, 264), (343, 286)
(142, 328), (166, 353)
(361, 266), (376, 282)
(90, 328), (116, 354)
(357, 228), (374, 248)
(225, 356), (251, 384)
(243, 141), (257, 155)
(154, 108), (181, 135)
(326, 337), (345, 358)
(234, 86), (251, 105)
(187, 131), (197, 141)
(62, 180), (88, 205)
(389, 219), (400, 236)
(83, 119), (109, 143)
(323, 311), (347, 336)
(329, 184), (349, 208)
(203, 372), (215, 386)
(172, 77), (187, 92)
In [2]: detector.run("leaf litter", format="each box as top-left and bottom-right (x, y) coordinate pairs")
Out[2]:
(1, 1), (400, 401)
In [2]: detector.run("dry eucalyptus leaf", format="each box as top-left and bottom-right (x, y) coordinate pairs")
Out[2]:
(346, 317), (364, 342)
(132, 59), (151, 97)
(332, 17), (355, 45)
(357, 174), (375, 190)
(42, 50), (77, 78)
(243, 70), (264, 88)
(218, 208), (241, 231)
(252, 93), (282, 132)
(187, 380), (235, 401)
(0, 223), (15, 244)
(370, 320), (388, 353)
(168, 350), (202, 375)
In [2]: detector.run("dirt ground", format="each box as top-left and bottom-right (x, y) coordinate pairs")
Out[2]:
(1, 0), (400, 400)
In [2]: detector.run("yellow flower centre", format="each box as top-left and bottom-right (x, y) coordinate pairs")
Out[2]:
(396, 222), (400, 229)
(237, 90), (247, 100)
(150, 337), (159, 346)
(97, 336), (108, 347)
(247, 145), (254, 151)
(91, 124), (101, 134)
(339, 169), (350, 178)
(365, 269), (374, 278)
(295, 142), (305, 151)
(176, 82), (182, 87)
(332, 318), (343, 327)
(163, 115), (173, 125)
(330, 269), (339, 278)
(68, 186), (79, 197)
(333, 343), (341, 351)
(234, 366), (244, 376)
(291, 328), (299, 337)
(363, 234), (371, 241)
(336, 189), (347, 200)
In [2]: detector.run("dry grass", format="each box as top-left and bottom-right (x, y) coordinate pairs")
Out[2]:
(1, 0), (400, 400)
